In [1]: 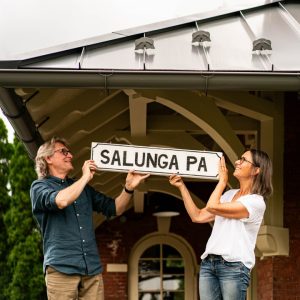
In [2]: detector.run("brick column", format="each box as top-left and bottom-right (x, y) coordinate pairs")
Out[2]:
(256, 93), (300, 299)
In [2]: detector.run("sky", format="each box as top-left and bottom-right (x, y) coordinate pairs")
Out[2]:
(0, 110), (14, 142)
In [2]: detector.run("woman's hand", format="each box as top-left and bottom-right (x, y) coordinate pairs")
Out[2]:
(169, 174), (185, 189)
(218, 156), (228, 187)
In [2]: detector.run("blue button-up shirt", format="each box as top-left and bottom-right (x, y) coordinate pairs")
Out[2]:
(30, 175), (116, 275)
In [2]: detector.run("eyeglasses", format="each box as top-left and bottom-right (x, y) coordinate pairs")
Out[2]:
(54, 148), (72, 157)
(239, 156), (256, 166)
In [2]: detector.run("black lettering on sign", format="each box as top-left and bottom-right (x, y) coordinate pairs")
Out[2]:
(135, 152), (145, 167)
(98, 146), (210, 175)
(111, 150), (121, 166)
(123, 151), (134, 167)
(198, 157), (207, 172)
(146, 153), (158, 168)
(186, 156), (197, 171)
(100, 149), (110, 164)
(169, 155), (179, 170)
(158, 154), (168, 169)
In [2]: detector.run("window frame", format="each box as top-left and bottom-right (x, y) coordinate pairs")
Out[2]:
(128, 232), (198, 300)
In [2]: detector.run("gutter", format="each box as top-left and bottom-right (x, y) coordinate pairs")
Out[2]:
(0, 87), (43, 159)
(0, 69), (300, 91)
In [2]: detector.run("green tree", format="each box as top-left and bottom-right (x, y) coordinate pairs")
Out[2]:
(4, 137), (46, 300)
(0, 119), (13, 299)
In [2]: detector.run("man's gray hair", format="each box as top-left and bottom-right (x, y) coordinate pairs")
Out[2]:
(35, 137), (68, 179)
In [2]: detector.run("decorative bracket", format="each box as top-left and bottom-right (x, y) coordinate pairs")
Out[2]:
(256, 225), (289, 258)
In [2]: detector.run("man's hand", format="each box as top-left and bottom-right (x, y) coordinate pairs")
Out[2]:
(115, 170), (150, 215)
(82, 160), (97, 182)
(55, 160), (97, 209)
(124, 170), (150, 191)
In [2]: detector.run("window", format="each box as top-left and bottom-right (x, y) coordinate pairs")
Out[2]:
(138, 244), (184, 300)
(129, 233), (198, 300)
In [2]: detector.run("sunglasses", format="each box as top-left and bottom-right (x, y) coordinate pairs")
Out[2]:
(54, 148), (72, 156)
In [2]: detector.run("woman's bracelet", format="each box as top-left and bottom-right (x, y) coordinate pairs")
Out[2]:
(124, 186), (134, 194)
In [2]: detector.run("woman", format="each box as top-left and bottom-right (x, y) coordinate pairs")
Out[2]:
(169, 149), (272, 300)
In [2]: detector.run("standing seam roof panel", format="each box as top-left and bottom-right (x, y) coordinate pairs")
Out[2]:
(20, 2), (300, 72)
(244, 6), (300, 70)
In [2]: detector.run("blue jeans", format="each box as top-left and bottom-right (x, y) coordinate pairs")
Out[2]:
(199, 255), (251, 300)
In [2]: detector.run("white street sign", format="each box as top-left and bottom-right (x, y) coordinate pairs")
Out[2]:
(91, 143), (222, 180)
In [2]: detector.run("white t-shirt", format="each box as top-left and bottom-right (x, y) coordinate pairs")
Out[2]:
(201, 189), (266, 269)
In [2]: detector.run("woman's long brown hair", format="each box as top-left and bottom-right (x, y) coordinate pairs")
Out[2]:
(250, 149), (273, 199)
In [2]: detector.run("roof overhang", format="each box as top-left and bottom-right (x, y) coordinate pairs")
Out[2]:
(1, 0), (299, 160)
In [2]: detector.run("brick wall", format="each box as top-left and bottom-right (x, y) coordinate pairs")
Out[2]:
(257, 258), (274, 300)
(96, 213), (157, 300)
(257, 93), (300, 300)
(96, 200), (211, 299)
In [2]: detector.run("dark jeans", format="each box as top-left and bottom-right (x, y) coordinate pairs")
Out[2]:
(199, 255), (251, 300)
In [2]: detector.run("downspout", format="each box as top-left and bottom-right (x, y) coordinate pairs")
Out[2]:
(0, 87), (43, 159)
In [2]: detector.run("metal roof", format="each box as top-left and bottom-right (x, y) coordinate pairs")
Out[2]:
(0, 0), (299, 72)
(0, 0), (299, 92)
(21, 2), (300, 72)
(0, 0), (287, 60)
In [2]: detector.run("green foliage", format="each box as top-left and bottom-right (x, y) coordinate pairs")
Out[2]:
(0, 119), (13, 299)
(0, 119), (12, 201)
(7, 232), (45, 300)
(1, 132), (46, 300)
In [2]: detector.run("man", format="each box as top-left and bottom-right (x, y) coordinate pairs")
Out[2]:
(30, 137), (150, 300)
